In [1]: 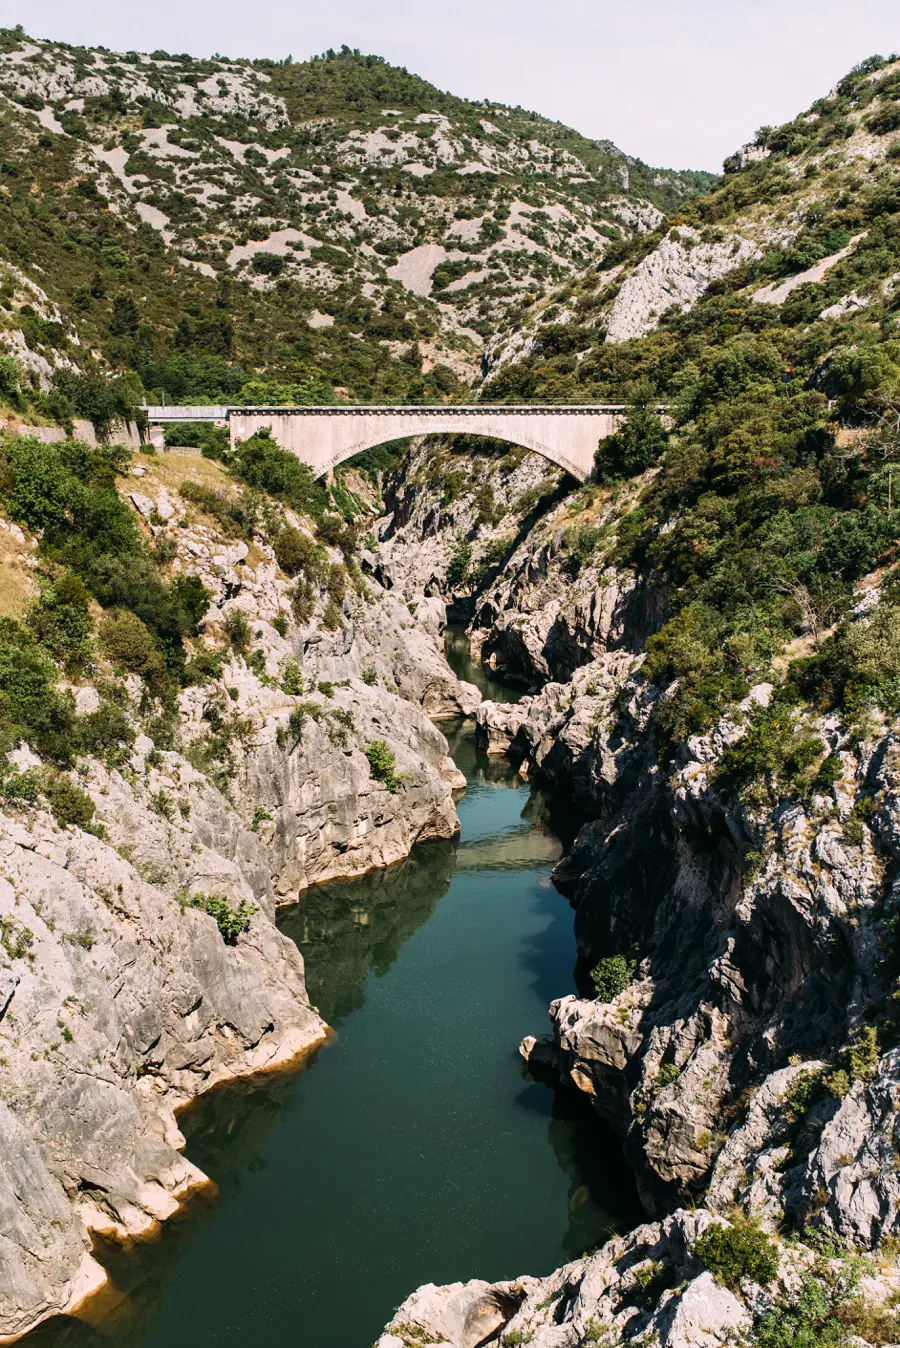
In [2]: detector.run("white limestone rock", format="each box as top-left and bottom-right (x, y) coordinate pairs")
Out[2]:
(606, 229), (762, 343)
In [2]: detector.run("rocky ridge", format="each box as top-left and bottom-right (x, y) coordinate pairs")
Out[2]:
(484, 54), (900, 379)
(0, 28), (714, 400)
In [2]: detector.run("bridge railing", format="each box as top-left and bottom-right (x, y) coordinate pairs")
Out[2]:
(143, 406), (229, 422)
(144, 403), (641, 422)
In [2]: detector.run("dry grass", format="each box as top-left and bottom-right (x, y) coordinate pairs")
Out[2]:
(0, 512), (35, 619)
(119, 449), (233, 496)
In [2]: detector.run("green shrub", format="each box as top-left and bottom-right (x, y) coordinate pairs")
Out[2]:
(791, 604), (900, 717)
(42, 771), (96, 829)
(74, 700), (135, 766)
(1, 767), (41, 805)
(590, 954), (636, 1001)
(184, 646), (227, 684)
(149, 788), (176, 821)
(694, 1218), (779, 1291)
(26, 572), (93, 672)
(782, 1067), (826, 1125)
(596, 404), (668, 479)
(231, 429), (327, 520)
(364, 739), (403, 792)
(274, 526), (325, 578)
(251, 253), (284, 277)
(846, 1025), (880, 1084)
(164, 423), (230, 459)
(0, 354), (20, 404)
(716, 703), (829, 799)
(361, 665), (378, 686)
(291, 578), (316, 624)
(753, 1266), (898, 1348)
(288, 700), (322, 744)
(280, 658), (305, 695)
(189, 892), (257, 944)
(223, 609), (251, 653)
(446, 537), (473, 588)
(328, 707), (355, 747)
(326, 563), (347, 604)
(99, 610), (167, 687)
(569, 525), (602, 574)
(0, 619), (76, 763)
(0, 915), (33, 960)
(322, 599), (343, 630)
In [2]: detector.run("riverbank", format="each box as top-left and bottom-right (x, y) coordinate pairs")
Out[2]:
(22, 645), (638, 1348)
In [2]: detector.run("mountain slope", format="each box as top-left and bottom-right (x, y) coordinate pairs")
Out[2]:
(0, 29), (715, 413)
(368, 53), (900, 1346)
(485, 53), (900, 382)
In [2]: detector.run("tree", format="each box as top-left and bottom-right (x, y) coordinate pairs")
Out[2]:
(109, 293), (140, 337)
(446, 537), (472, 588)
(596, 405), (668, 479)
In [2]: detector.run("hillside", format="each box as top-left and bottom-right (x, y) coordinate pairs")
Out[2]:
(365, 55), (900, 1346)
(485, 53), (900, 382)
(0, 28), (714, 418)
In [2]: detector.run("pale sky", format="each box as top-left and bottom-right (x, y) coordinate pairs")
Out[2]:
(5, 0), (900, 171)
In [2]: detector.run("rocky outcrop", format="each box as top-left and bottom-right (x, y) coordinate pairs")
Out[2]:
(476, 653), (642, 811)
(605, 228), (763, 343)
(469, 486), (665, 690)
(0, 803), (325, 1340)
(378, 438), (564, 605)
(377, 1209), (755, 1348)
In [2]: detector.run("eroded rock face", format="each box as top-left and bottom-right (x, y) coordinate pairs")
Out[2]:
(0, 807), (325, 1339)
(605, 228), (763, 343)
(378, 439), (564, 606)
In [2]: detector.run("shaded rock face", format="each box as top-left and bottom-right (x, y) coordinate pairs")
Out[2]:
(0, 807), (325, 1339)
(378, 438), (565, 605)
(518, 675), (889, 1212)
(476, 698), (900, 1313)
(469, 505), (667, 692)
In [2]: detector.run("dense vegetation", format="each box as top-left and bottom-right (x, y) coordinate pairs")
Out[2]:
(0, 436), (209, 784)
(484, 57), (900, 780)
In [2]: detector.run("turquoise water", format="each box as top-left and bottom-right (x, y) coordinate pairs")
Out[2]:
(27, 651), (638, 1348)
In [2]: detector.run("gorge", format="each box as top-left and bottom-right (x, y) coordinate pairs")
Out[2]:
(4, 25), (900, 1348)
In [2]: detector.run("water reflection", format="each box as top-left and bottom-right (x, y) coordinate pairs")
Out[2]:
(444, 626), (521, 705)
(279, 842), (456, 1026)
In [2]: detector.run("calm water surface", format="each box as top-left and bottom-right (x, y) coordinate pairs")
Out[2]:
(30, 636), (638, 1348)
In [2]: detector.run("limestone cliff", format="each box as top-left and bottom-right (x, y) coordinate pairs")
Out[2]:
(374, 438), (900, 1345)
(0, 444), (477, 1340)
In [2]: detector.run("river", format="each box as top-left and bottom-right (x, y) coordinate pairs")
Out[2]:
(27, 633), (638, 1348)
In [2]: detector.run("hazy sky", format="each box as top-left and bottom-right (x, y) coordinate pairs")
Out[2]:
(8, 0), (900, 170)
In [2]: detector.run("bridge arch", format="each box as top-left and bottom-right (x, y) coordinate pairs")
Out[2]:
(311, 421), (588, 480)
(226, 406), (628, 483)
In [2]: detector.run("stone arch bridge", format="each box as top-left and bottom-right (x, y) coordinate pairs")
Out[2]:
(145, 404), (634, 482)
